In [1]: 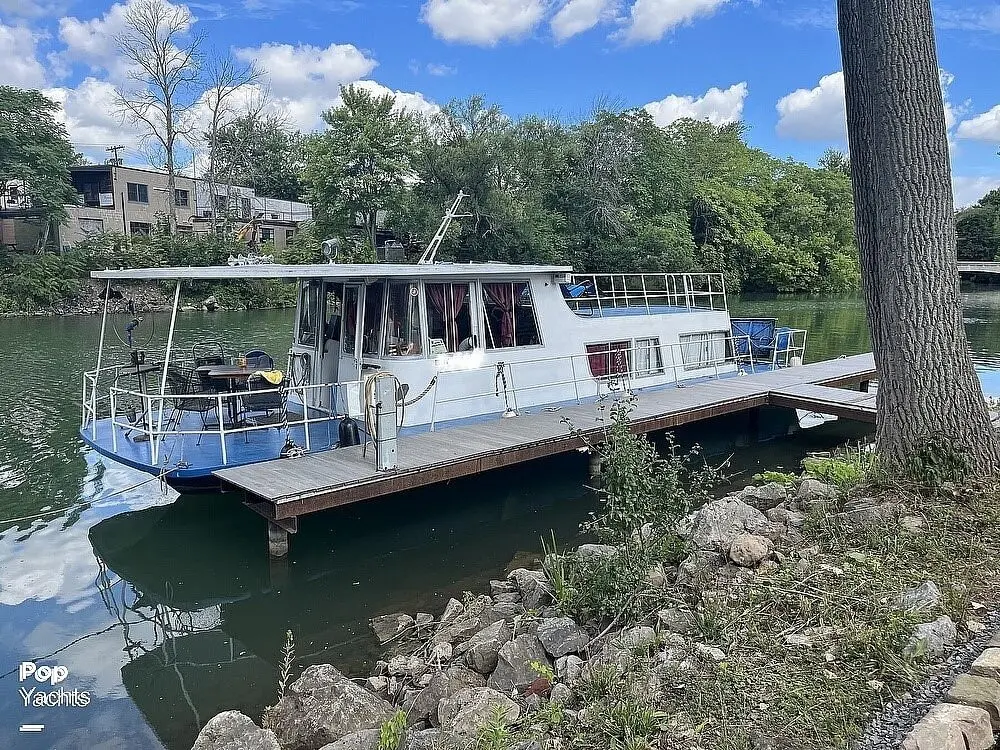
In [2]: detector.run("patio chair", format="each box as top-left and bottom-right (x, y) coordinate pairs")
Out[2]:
(165, 365), (217, 443)
(244, 349), (275, 370)
(240, 373), (285, 438)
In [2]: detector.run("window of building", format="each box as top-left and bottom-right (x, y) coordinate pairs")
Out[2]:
(362, 282), (386, 356)
(177, 225), (193, 234)
(240, 197), (251, 219)
(586, 341), (631, 379)
(425, 283), (473, 354)
(129, 222), (152, 236)
(260, 227), (274, 243)
(286, 229), (295, 243)
(679, 331), (728, 371)
(383, 282), (422, 356)
(482, 281), (541, 349)
(634, 337), (664, 377)
(214, 195), (228, 214)
(79, 218), (104, 235)
(297, 281), (321, 347)
(174, 189), (189, 207)
(127, 182), (148, 203)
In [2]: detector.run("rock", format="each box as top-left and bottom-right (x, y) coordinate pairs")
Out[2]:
(490, 579), (519, 597)
(408, 729), (464, 750)
(796, 479), (838, 510)
(493, 592), (522, 604)
(901, 515), (926, 533)
(645, 564), (669, 588)
(409, 665), (486, 726)
(676, 550), (725, 588)
(555, 655), (585, 687)
(695, 644), (727, 662)
(614, 625), (657, 651)
(898, 581), (942, 614)
(386, 654), (427, 678)
(945, 674), (1000, 729)
(491, 602), (524, 621)
(834, 501), (900, 528)
(537, 617), (589, 658)
(365, 676), (388, 696)
(508, 569), (553, 609)
(192, 711), (280, 750)
(549, 683), (574, 706)
(433, 595), (496, 645)
(905, 616), (958, 661)
(783, 626), (838, 648)
(690, 498), (772, 552)
(574, 544), (619, 562)
(902, 703), (994, 750)
(766, 506), (807, 528)
(268, 664), (395, 750)
(461, 620), (512, 675)
(740, 482), (789, 511)
(438, 687), (520, 737)
(488, 634), (552, 694)
(415, 613), (435, 638)
(430, 642), (453, 664)
(728, 533), (773, 568)
(438, 599), (465, 628)
(657, 608), (699, 636)
(202, 294), (218, 311)
(319, 729), (380, 750)
(971, 648), (1000, 680)
(370, 613), (416, 645)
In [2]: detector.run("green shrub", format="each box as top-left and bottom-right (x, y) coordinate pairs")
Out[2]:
(802, 443), (876, 490)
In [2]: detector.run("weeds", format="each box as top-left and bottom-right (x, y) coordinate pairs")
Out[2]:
(261, 629), (297, 731)
(802, 442), (877, 490)
(377, 710), (407, 750)
(475, 704), (515, 750)
(752, 470), (799, 484)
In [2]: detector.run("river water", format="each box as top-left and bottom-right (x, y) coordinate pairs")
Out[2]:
(0, 289), (997, 750)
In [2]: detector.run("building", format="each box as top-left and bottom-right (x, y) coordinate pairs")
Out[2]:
(57, 165), (312, 254)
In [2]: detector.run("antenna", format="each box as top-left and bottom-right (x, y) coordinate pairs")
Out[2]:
(417, 191), (472, 265)
(106, 145), (125, 166)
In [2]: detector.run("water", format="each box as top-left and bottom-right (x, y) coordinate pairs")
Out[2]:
(0, 289), (996, 749)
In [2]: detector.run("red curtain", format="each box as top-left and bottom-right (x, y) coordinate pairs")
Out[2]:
(483, 282), (515, 348)
(586, 341), (630, 378)
(427, 283), (468, 351)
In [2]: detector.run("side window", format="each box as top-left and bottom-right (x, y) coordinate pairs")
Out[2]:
(425, 282), (472, 353)
(342, 286), (359, 354)
(634, 337), (664, 377)
(323, 283), (343, 345)
(482, 281), (541, 349)
(679, 331), (727, 370)
(384, 282), (422, 356)
(586, 341), (630, 379)
(362, 281), (386, 356)
(297, 281), (321, 347)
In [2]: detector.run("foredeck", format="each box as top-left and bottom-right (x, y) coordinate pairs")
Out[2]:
(215, 354), (877, 520)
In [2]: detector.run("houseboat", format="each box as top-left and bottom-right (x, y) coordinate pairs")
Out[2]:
(80, 262), (806, 492)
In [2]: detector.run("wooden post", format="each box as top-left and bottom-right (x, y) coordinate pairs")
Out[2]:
(268, 521), (289, 558)
(588, 451), (603, 479)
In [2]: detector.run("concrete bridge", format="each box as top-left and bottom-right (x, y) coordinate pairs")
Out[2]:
(958, 262), (1000, 276)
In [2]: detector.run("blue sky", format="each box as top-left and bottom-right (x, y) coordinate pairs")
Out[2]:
(3, 0), (1000, 206)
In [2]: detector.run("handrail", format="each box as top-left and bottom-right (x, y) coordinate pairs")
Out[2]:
(564, 273), (728, 314)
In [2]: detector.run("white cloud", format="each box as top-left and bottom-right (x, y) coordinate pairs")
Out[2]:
(0, 23), (48, 88)
(775, 71), (847, 141)
(0, 0), (69, 19)
(644, 82), (747, 126)
(551, 0), (616, 41)
(421, 0), (546, 46)
(954, 175), (1000, 209)
(43, 78), (146, 151)
(619, 0), (728, 44)
(426, 62), (457, 76)
(956, 105), (1000, 143)
(353, 80), (441, 120)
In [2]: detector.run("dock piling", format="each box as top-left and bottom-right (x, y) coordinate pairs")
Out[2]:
(267, 521), (289, 558)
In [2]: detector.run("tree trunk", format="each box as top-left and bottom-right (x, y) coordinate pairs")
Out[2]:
(165, 101), (178, 235)
(838, 0), (1000, 477)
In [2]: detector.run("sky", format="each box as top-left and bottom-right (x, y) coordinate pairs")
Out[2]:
(2, 0), (1000, 207)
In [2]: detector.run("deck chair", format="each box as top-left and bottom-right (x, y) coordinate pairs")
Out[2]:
(244, 349), (274, 370)
(165, 365), (217, 443)
(240, 373), (285, 438)
(730, 318), (777, 367)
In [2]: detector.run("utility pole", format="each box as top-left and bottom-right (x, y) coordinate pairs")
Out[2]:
(106, 145), (125, 166)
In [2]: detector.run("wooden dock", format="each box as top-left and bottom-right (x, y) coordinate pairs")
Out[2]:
(216, 353), (876, 526)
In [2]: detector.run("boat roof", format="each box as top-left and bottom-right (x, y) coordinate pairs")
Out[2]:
(91, 262), (574, 281)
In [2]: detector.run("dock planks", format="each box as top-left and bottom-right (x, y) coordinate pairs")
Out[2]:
(216, 353), (876, 520)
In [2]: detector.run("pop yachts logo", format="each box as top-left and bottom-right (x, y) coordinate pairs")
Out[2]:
(18, 663), (91, 708)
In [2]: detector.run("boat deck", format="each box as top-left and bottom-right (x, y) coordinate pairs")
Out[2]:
(215, 354), (877, 521)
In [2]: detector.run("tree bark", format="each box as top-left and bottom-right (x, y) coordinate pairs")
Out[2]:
(838, 0), (1000, 476)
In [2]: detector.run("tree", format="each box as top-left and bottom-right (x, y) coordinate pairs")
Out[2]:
(211, 113), (305, 202)
(303, 85), (421, 257)
(838, 0), (1000, 476)
(115, 0), (202, 234)
(0, 87), (78, 251)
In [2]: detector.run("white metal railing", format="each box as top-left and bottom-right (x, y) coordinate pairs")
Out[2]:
(563, 273), (728, 315)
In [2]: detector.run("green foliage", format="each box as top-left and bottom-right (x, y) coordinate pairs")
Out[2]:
(904, 435), (970, 488)
(276, 629), (296, 700)
(210, 113), (306, 202)
(378, 710), (407, 750)
(475, 704), (515, 750)
(752, 470), (799, 485)
(529, 660), (555, 682)
(0, 252), (84, 310)
(575, 665), (671, 750)
(956, 189), (1000, 262)
(802, 444), (877, 490)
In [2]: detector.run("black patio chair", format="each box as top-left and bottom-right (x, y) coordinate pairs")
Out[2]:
(244, 349), (274, 370)
(165, 365), (217, 443)
(240, 373), (285, 438)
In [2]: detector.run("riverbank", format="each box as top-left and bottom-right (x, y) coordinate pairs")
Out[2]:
(190, 438), (1000, 750)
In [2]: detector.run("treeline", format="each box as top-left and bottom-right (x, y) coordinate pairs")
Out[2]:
(957, 190), (1000, 261)
(301, 88), (861, 293)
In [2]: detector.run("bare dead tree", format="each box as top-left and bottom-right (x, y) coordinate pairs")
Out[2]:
(838, 0), (1000, 477)
(115, 0), (203, 234)
(202, 51), (261, 232)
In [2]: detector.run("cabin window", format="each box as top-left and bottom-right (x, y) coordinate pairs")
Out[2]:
(482, 281), (541, 349)
(342, 286), (359, 354)
(323, 283), (343, 344)
(679, 331), (728, 370)
(383, 282), (423, 356)
(586, 341), (631, 379)
(425, 282), (473, 354)
(634, 337), (664, 377)
(297, 281), (321, 347)
(362, 281), (386, 356)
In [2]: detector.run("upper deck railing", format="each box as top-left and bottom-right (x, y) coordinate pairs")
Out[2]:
(561, 273), (727, 316)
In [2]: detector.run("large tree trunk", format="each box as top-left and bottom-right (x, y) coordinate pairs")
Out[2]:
(838, 0), (1000, 477)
